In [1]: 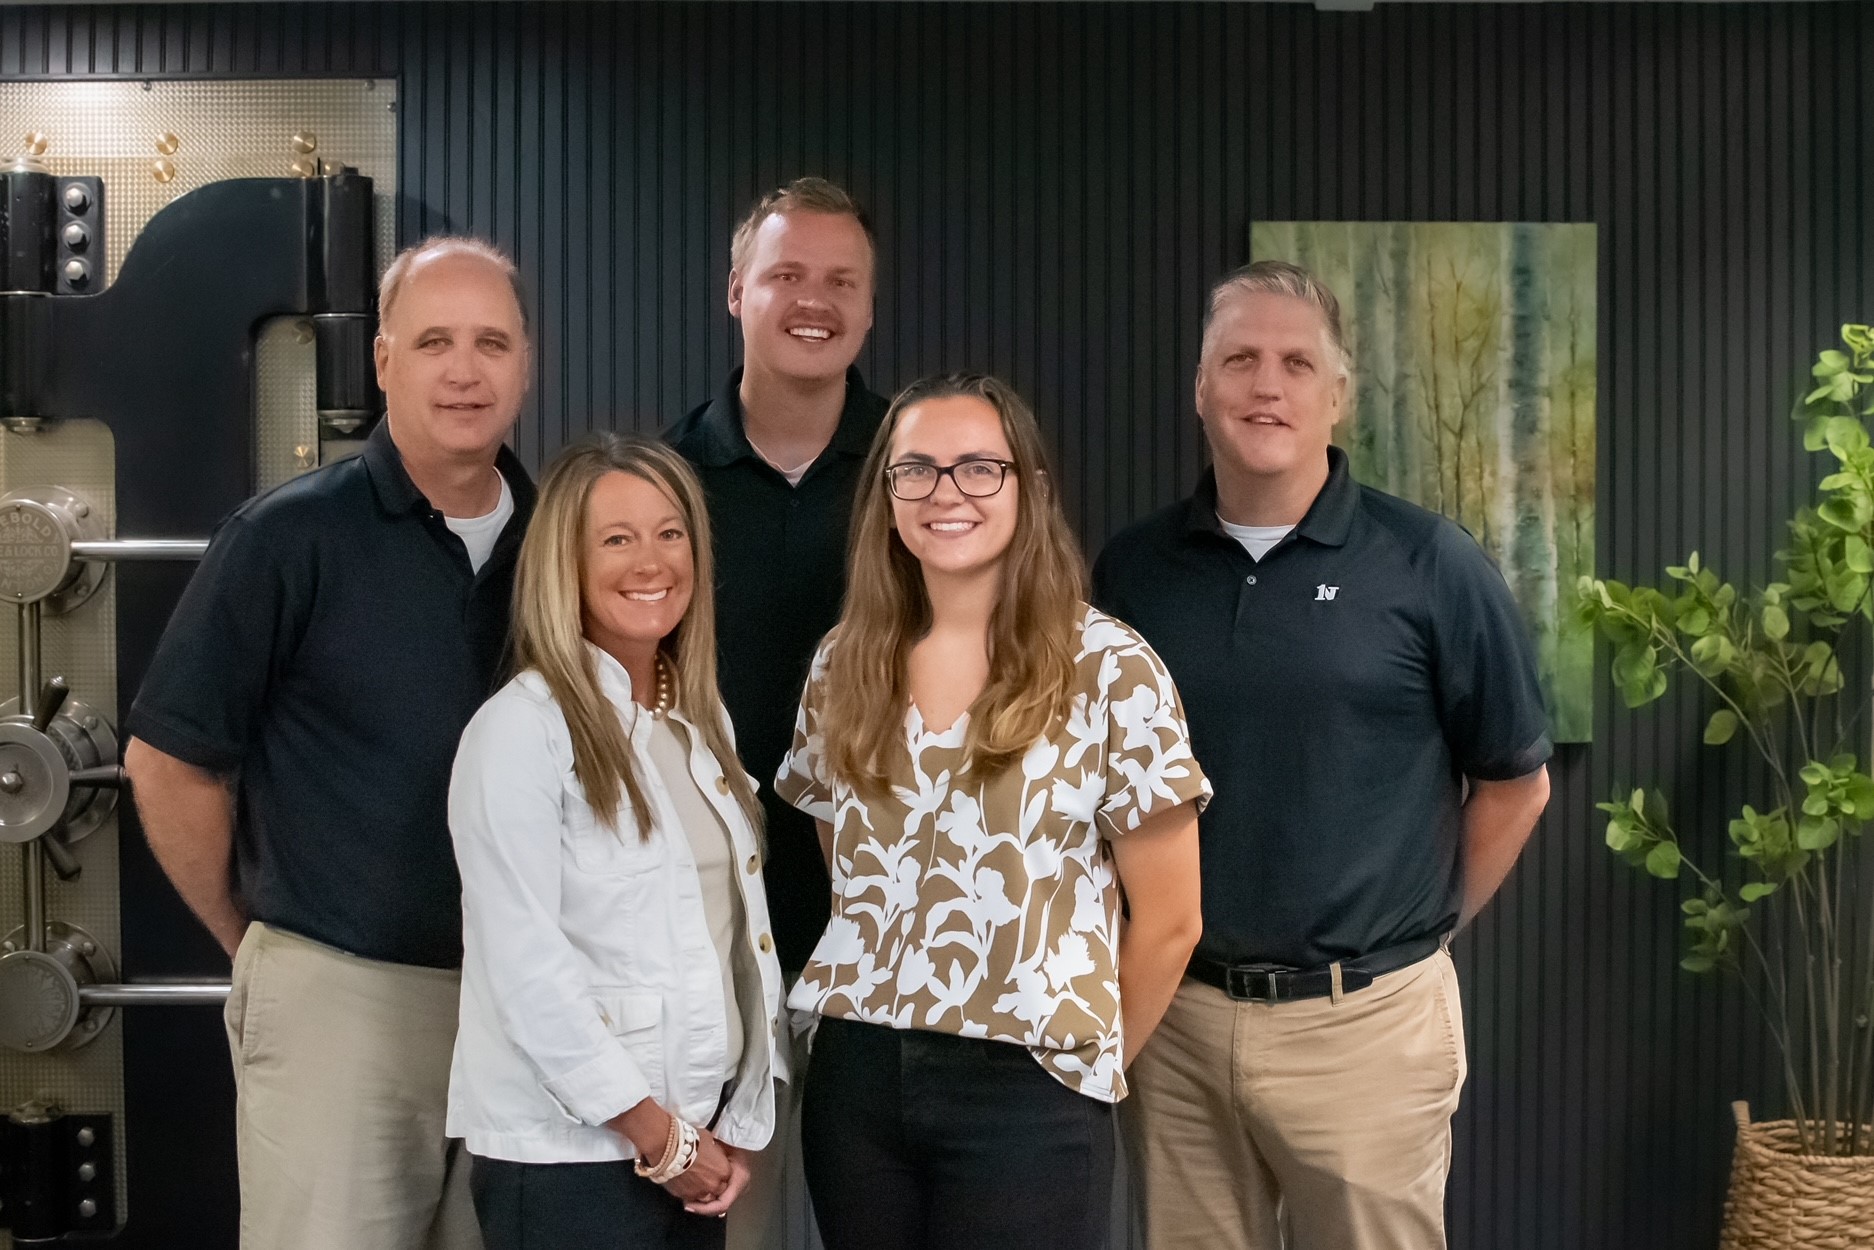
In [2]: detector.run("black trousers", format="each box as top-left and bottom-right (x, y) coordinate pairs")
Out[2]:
(800, 1016), (1116, 1250)
(468, 1154), (726, 1250)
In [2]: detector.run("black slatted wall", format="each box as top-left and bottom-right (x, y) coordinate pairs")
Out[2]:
(3, 4), (1871, 1248)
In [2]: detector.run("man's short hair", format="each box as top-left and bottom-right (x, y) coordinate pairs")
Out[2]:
(378, 236), (530, 334)
(1202, 259), (1351, 378)
(728, 177), (876, 277)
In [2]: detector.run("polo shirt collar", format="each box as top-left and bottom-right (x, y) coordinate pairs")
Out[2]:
(363, 415), (537, 518)
(689, 365), (882, 468)
(1182, 446), (1359, 550)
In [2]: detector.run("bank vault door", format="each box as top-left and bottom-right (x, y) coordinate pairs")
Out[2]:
(0, 82), (396, 1249)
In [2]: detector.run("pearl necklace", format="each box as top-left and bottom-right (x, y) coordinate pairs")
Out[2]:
(652, 654), (673, 718)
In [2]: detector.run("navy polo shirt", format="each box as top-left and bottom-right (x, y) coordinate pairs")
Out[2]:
(127, 419), (535, 969)
(665, 366), (889, 971)
(1092, 447), (1552, 969)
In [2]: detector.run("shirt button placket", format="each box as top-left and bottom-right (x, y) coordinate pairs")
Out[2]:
(1234, 571), (1259, 636)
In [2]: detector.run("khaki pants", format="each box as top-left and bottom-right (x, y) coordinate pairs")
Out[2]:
(727, 1003), (818, 1250)
(1123, 949), (1467, 1250)
(224, 922), (482, 1250)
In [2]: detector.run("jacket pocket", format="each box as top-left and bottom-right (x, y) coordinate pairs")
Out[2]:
(596, 990), (666, 1096)
(565, 804), (661, 878)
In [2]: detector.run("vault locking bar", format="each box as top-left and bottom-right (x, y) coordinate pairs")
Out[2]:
(0, 496), (226, 1056)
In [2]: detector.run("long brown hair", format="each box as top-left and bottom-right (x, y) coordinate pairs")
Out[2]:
(820, 373), (1087, 793)
(510, 435), (761, 837)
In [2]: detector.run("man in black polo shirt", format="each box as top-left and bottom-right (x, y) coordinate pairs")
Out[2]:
(665, 176), (886, 1250)
(1095, 260), (1552, 1249)
(124, 238), (535, 1250)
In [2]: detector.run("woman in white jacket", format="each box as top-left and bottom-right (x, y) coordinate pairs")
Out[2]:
(448, 435), (785, 1250)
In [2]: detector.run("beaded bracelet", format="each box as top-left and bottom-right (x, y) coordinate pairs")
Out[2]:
(636, 1116), (699, 1185)
(633, 1113), (683, 1180)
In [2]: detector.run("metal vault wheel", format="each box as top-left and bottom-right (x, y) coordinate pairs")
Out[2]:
(0, 920), (117, 1052)
(0, 695), (119, 846)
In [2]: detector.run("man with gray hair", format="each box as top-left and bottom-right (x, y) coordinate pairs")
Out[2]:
(126, 236), (536, 1249)
(1094, 259), (1552, 1248)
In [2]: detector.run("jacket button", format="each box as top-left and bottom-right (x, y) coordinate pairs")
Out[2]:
(758, 934), (773, 954)
(746, 855), (760, 875)
(715, 775), (731, 795)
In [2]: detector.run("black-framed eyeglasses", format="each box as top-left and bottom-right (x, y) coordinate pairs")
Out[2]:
(884, 458), (1017, 501)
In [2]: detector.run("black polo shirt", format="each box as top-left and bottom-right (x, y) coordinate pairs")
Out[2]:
(127, 419), (535, 969)
(1092, 447), (1552, 970)
(665, 366), (889, 970)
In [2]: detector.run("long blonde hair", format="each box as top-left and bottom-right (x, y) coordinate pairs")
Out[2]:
(511, 435), (762, 837)
(821, 373), (1087, 794)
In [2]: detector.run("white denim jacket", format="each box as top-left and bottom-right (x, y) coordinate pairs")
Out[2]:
(446, 647), (786, 1164)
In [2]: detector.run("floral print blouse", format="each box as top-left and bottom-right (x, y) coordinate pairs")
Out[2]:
(773, 607), (1211, 1102)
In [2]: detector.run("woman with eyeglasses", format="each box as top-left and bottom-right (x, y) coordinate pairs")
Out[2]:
(772, 374), (1211, 1249)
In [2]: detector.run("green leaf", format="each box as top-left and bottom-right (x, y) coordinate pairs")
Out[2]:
(1802, 793), (1831, 817)
(1829, 570), (1868, 612)
(1689, 633), (1733, 677)
(1761, 604), (1790, 639)
(1739, 882), (1778, 902)
(1825, 416), (1871, 457)
(1805, 413), (1832, 450)
(1797, 816), (1841, 850)
(1613, 643), (1654, 687)
(1623, 668), (1668, 709)
(1643, 789), (1670, 828)
(1845, 776), (1874, 814)
(1819, 496), (1864, 531)
(1848, 537), (1874, 573)
(1680, 953), (1717, 974)
(1645, 841), (1682, 878)
(1703, 709), (1739, 745)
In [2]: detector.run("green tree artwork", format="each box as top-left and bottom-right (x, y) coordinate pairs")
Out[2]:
(1251, 221), (1598, 742)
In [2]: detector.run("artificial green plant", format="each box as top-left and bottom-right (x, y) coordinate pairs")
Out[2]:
(1577, 324), (1874, 1156)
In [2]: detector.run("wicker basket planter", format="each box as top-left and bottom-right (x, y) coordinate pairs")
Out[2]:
(1718, 1103), (1874, 1249)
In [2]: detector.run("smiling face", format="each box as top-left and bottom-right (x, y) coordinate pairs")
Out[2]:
(373, 249), (531, 465)
(728, 209), (875, 386)
(580, 470), (695, 668)
(1195, 289), (1347, 485)
(887, 394), (1020, 585)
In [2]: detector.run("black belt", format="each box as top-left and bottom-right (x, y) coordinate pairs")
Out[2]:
(1187, 934), (1445, 1004)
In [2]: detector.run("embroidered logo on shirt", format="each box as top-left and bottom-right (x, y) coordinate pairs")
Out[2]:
(1315, 584), (1340, 601)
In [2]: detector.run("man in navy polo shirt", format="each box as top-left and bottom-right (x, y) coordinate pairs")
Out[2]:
(1095, 260), (1552, 1249)
(665, 176), (888, 1250)
(125, 238), (534, 1250)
